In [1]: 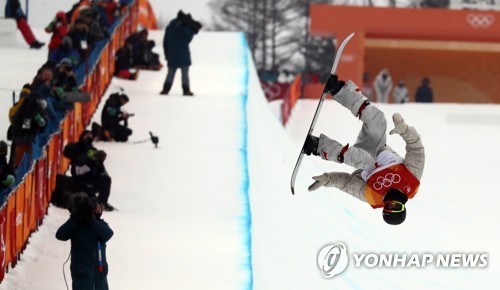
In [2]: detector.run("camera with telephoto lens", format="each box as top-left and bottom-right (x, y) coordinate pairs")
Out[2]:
(179, 11), (202, 34)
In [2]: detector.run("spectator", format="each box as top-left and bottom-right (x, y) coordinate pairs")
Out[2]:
(392, 80), (409, 103)
(161, 10), (202, 96)
(127, 29), (162, 70)
(82, 12), (106, 47)
(31, 66), (58, 119)
(101, 93), (132, 142)
(0, 141), (16, 194)
(93, 0), (120, 28)
(373, 68), (393, 103)
(53, 58), (78, 93)
(45, 11), (69, 57)
(49, 36), (81, 67)
(4, 0), (45, 49)
(56, 193), (113, 290)
(10, 92), (48, 168)
(114, 42), (138, 80)
(68, 18), (90, 61)
(415, 77), (434, 103)
(361, 72), (374, 101)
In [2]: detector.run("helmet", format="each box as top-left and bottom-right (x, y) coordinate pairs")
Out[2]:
(382, 189), (408, 226)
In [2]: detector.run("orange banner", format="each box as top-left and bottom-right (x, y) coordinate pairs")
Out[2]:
(309, 5), (500, 103)
(138, 0), (158, 29)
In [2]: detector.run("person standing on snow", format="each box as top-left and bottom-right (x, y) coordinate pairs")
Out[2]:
(302, 75), (425, 225)
(373, 68), (393, 103)
(5, 0), (45, 49)
(56, 193), (113, 290)
(160, 10), (202, 96)
(392, 80), (409, 103)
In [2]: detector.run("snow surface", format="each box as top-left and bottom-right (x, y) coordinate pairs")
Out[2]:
(1, 16), (500, 290)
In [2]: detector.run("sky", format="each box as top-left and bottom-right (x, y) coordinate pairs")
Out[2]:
(148, 0), (213, 28)
(1, 1), (500, 289)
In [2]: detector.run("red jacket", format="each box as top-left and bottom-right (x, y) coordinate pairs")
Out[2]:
(45, 11), (68, 50)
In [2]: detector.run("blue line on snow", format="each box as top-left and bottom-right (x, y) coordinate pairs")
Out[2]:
(240, 32), (253, 290)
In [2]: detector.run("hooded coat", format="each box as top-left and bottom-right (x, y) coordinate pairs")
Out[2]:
(56, 216), (113, 290)
(163, 17), (194, 68)
(45, 11), (68, 50)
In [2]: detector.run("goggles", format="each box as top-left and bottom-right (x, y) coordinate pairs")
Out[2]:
(383, 200), (405, 213)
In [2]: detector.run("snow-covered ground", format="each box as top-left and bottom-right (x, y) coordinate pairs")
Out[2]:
(1, 10), (500, 290)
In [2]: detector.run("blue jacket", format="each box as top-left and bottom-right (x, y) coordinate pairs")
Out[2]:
(163, 18), (194, 68)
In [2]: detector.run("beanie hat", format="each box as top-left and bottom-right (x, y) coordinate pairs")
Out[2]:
(20, 84), (31, 99)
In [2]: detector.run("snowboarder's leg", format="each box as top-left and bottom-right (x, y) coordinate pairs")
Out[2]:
(317, 134), (375, 169)
(329, 78), (387, 159)
(352, 105), (387, 158)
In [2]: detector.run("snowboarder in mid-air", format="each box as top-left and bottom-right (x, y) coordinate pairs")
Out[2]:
(303, 75), (425, 225)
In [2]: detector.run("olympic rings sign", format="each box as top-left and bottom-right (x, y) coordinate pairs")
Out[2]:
(373, 173), (401, 191)
(466, 14), (495, 28)
(260, 82), (290, 101)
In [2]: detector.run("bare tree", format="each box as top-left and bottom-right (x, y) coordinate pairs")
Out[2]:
(208, 0), (338, 77)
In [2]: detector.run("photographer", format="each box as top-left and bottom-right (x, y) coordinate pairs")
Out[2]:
(101, 93), (133, 142)
(160, 10), (202, 96)
(56, 193), (113, 290)
(72, 149), (115, 211)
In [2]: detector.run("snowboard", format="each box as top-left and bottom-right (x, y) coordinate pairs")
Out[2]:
(290, 32), (355, 195)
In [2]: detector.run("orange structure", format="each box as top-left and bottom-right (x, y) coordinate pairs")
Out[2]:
(308, 5), (500, 103)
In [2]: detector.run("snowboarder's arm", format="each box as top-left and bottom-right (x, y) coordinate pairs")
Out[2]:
(389, 113), (425, 180)
(309, 170), (367, 202)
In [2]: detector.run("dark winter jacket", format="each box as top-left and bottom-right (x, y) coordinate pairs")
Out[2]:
(101, 93), (123, 129)
(64, 131), (97, 173)
(415, 85), (433, 103)
(56, 216), (113, 290)
(114, 46), (132, 72)
(163, 18), (194, 68)
(0, 156), (15, 191)
(68, 24), (89, 58)
(11, 94), (47, 145)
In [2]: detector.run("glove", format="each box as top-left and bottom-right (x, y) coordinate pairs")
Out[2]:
(308, 174), (330, 191)
(2, 175), (15, 187)
(389, 113), (407, 135)
(302, 135), (319, 156)
(324, 75), (345, 96)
